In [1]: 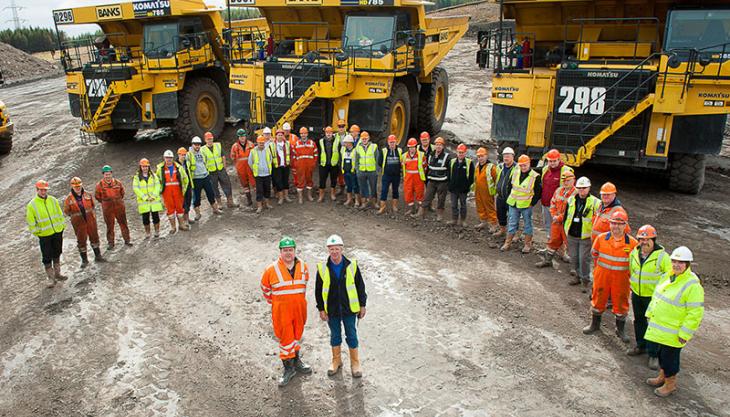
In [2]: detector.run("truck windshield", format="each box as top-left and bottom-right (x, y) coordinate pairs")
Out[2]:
(665, 10), (730, 52)
(144, 22), (179, 58)
(343, 16), (395, 50)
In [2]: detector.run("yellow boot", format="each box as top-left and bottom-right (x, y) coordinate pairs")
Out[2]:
(328, 346), (342, 376)
(654, 375), (677, 397)
(349, 348), (362, 378)
(646, 369), (665, 387)
(377, 201), (387, 215)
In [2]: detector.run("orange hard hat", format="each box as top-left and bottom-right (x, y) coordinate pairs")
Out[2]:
(325, 126), (334, 133)
(600, 182), (617, 194)
(457, 144), (467, 152)
(637, 224), (657, 239)
(337, 119), (346, 127)
(177, 147), (187, 155)
(70, 177), (83, 187)
(387, 134), (397, 143)
(609, 209), (629, 224)
(256, 135), (266, 144)
(546, 149), (561, 160)
(349, 124), (360, 133)
(203, 131), (214, 140)
(35, 180), (50, 190)
(360, 131), (370, 139)
(420, 131), (430, 140)
(476, 147), (488, 156)
(434, 137), (445, 145)
(407, 138), (418, 147)
(517, 154), (531, 165)
(139, 158), (150, 167)
(299, 126), (308, 134)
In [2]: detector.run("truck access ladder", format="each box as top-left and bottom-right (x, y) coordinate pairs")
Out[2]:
(81, 84), (121, 134)
(274, 82), (320, 130)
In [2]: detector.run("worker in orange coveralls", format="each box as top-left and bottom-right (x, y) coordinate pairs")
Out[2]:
(583, 210), (638, 344)
(63, 177), (105, 267)
(401, 138), (426, 216)
(260, 236), (312, 387)
(230, 129), (256, 207)
(95, 165), (132, 249)
(292, 127), (318, 203)
(156, 150), (190, 234)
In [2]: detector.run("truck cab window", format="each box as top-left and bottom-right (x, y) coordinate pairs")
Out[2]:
(343, 15), (395, 52)
(665, 10), (730, 52)
(144, 22), (179, 58)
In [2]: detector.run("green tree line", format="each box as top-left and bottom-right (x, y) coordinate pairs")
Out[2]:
(0, 27), (102, 53)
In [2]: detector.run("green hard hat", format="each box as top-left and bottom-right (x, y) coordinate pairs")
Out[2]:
(101, 165), (112, 173)
(278, 236), (296, 249)
(236, 128), (247, 137)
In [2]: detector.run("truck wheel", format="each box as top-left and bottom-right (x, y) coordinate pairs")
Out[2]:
(373, 81), (410, 146)
(668, 153), (706, 194)
(0, 137), (11, 155)
(97, 129), (138, 143)
(174, 77), (225, 142)
(417, 67), (448, 137)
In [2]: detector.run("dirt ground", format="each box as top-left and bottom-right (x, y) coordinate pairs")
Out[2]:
(1, 38), (730, 417)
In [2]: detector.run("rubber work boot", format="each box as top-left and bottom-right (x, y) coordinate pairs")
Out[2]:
(284, 191), (293, 203)
(278, 359), (297, 387)
(416, 205), (425, 219)
(318, 189), (325, 203)
(80, 250), (89, 268)
(307, 188), (314, 202)
(344, 193), (352, 206)
(655, 376), (677, 397)
(535, 250), (555, 268)
(648, 356), (659, 370)
(178, 215), (190, 231)
(582, 312), (602, 335)
(377, 201), (387, 215)
(328, 346), (343, 376)
(245, 192), (253, 207)
(353, 195), (361, 208)
(331, 188), (337, 201)
(185, 212), (194, 224)
(93, 247), (106, 262)
(212, 202), (224, 215)
(44, 266), (56, 288)
(169, 216), (177, 234)
(153, 223), (160, 238)
(436, 209), (444, 222)
(256, 202), (263, 214)
(264, 199), (272, 209)
(521, 235), (533, 253)
(297, 190), (304, 204)
(492, 225), (506, 238)
(227, 196), (239, 208)
(144, 224), (152, 239)
(474, 221), (487, 230)
(194, 207), (202, 221)
(626, 346), (646, 356)
(293, 351), (312, 375)
(391, 199), (398, 213)
(500, 234), (514, 252)
(615, 317), (630, 343)
(349, 348), (362, 378)
(646, 369), (665, 387)
(53, 258), (67, 281)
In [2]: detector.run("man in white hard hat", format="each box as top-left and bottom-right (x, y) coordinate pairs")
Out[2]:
(262, 126), (273, 145)
(493, 147), (516, 238)
(315, 234), (367, 378)
(156, 149), (190, 233)
(189, 136), (223, 219)
(564, 176), (601, 292)
(282, 122), (298, 191)
(340, 134), (360, 207)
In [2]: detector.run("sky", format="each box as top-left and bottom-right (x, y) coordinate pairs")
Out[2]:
(0, 0), (228, 35)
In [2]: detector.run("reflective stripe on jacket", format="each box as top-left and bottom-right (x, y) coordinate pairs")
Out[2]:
(645, 268), (705, 348)
(506, 169), (539, 208)
(201, 143), (224, 172)
(317, 260), (360, 314)
(629, 247), (672, 297)
(260, 258), (309, 305)
(319, 136), (341, 166)
(26, 195), (66, 237)
(402, 151), (425, 181)
(155, 162), (190, 195)
(132, 173), (163, 214)
(355, 142), (378, 172)
(563, 194), (600, 239)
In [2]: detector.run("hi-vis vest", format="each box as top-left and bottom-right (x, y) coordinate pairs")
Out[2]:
(564, 194), (600, 239)
(485, 163), (497, 195)
(356, 143), (378, 172)
(645, 268), (705, 348)
(201, 143), (224, 172)
(381, 147), (403, 171)
(317, 260), (361, 314)
(341, 147), (356, 174)
(26, 195), (66, 237)
(262, 259), (309, 305)
(402, 151), (425, 181)
(506, 169), (539, 208)
(449, 157), (473, 180)
(251, 147), (273, 177)
(270, 141), (291, 167)
(132, 173), (163, 214)
(629, 248), (672, 297)
(319, 136), (341, 167)
(156, 162), (190, 195)
(541, 164), (574, 186)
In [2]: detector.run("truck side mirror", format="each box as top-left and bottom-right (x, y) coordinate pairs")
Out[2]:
(414, 32), (426, 50)
(380, 44), (390, 55)
(181, 38), (191, 49)
(667, 52), (681, 69)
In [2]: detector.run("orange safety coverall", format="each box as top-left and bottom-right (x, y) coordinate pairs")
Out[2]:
(293, 138), (318, 190)
(261, 258), (310, 359)
(546, 185), (577, 251)
(287, 133), (299, 187)
(95, 178), (130, 244)
(592, 205), (630, 242)
(161, 164), (184, 216)
(230, 140), (256, 192)
(402, 151), (425, 205)
(591, 232), (638, 316)
(474, 162), (498, 224)
(63, 190), (100, 253)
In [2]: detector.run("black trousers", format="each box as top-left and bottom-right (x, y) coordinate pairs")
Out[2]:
(496, 196), (509, 226)
(450, 192), (467, 220)
(319, 165), (339, 189)
(631, 292), (658, 357)
(39, 232), (63, 266)
(142, 211), (160, 225)
(657, 344), (682, 377)
(255, 176), (272, 201)
(272, 166), (290, 192)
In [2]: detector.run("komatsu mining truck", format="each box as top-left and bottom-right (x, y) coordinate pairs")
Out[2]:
(477, 0), (730, 193)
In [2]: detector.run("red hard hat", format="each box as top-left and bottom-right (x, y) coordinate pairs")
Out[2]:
(609, 209), (628, 224)
(546, 149), (561, 160)
(35, 180), (50, 190)
(456, 144), (467, 152)
(600, 182), (617, 194)
(204, 131), (214, 140)
(387, 134), (397, 143)
(637, 224), (657, 239)
(420, 131), (430, 140)
(407, 138), (418, 147)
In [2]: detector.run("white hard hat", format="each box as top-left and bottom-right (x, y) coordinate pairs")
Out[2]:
(263, 127), (272, 134)
(191, 136), (202, 144)
(670, 246), (693, 262)
(576, 176), (591, 188)
(502, 147), (515, 155)
(326, 234), (344, 246)
(163, 150), (174, 158)
(342, 134), (354, 144)
(282, 122), (291, 131)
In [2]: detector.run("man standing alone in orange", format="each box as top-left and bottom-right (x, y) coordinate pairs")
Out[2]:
(261, 236), (312, 386)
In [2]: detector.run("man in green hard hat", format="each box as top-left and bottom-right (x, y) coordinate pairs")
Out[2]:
(260, 236), (312, 386)
(94, 165), (132, 249)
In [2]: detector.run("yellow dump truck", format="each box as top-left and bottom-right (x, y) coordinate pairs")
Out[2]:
(0, 70), (12, 155)
(52, 0), (266, 143)
(226, 0), (469, 144)
(477, 0), (730, 193)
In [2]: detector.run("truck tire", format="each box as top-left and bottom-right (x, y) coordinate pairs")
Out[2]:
(0, 137), (11, 155)
(374, 81), (410, 146)
(174, 77), (225, 142)
(668, 153), (706, 194)
(97, 129), (138, 143)
(417, 67), (448, 137)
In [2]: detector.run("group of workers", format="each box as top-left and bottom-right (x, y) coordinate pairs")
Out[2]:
(25, 123), (704, 396)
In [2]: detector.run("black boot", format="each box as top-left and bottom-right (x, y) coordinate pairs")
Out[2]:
(582, 313), (602, 335)
(80, 251), (89, 268)
(616, 317), (630, 343)
(293, 351), (312, 375)
(278, 359), (296, 387)
(93, 247), (106, 262)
